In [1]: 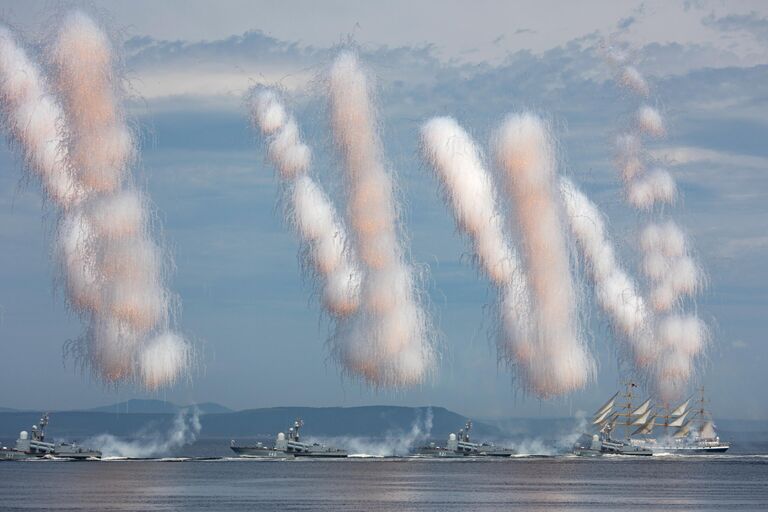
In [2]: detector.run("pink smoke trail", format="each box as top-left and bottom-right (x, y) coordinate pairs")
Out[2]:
(420, 116), (534, 378)
(328, 51), (435, 387)
(249, 88), (361, 317)
(559, 177), (656, 369)
(493, 113), (594, 397)
(0, 27), (82, 207)
(607, 47), (707, 400)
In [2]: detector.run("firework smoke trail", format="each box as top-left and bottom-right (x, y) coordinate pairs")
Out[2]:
(492, 113), (594, 397)
(0, 13), (191, 388)
(47, 11), (191, 389)
(419, 117), (534, 382)
(328, 51), (435, 387)
(249, 88), (361, 317)
(0, 28), (82, 207)
(607, 47), (707, 399)
(559, 177), (656, 369)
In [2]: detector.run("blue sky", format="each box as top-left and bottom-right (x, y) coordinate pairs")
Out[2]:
(0, 0), (766, 420)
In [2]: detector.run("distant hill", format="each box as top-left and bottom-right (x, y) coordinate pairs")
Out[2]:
(0, 405), (763, 447)
(0, 405), (496, 441)
(82, 399), (232, 415)
(0, 407), (18, 413)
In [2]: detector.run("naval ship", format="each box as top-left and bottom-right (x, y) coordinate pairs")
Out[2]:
(574, 383), (729, 456)
(1, 413), (101, 460)
(231, 419), (347, 458)
(413, 420), (517, 457)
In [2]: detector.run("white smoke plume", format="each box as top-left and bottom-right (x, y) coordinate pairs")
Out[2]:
(419, 116), (534, 387)
(0, 14), (190, 389)
(0, 27), (82, 207)
(655, 314), (709, 398)
(636, 105), (665, 138)
(619, 66), (650, 97)
(626, 168), (677, 209)
(326, 408), (434, 457)
(249, 88), (361, 318)
(639, 222), (702, 312)
(614, 132), (644, 182)
(328, 51), (435, 387)
(606, 46), (708, 400)
(492, 113), (594, 397)
(88, 407), (201, 459)
(49, 11), (190, 389)
(559, 178), (656, 369)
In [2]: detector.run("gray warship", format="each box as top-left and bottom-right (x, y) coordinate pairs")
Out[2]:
(573, 385), (653, 456)
(231, 419), (347, 458)
(1, 413), (101, 460)
(413, 420), (517, 457)
(574, 383), (729, 456)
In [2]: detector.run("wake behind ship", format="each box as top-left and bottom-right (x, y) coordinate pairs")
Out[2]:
(231, 419), (347, 458)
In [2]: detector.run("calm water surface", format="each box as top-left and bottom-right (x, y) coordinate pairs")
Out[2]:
(1, 455), (766, 511)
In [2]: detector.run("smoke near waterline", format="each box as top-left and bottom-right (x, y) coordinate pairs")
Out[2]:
(87, 407), (201, 459)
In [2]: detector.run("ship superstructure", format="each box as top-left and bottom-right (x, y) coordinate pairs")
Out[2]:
(231, 418), (347, 458)
(1, 413), (101, 460)
(414, 420), (516, 457)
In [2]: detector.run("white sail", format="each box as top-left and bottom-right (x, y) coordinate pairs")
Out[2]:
(673, 420), (692, 438)
(632, 398), (651, 417)
(592, 407), (614, 425)
(593, 392), (619, 418)
(669, 398), (690, 417)
(667, 410), (689, 428)
(632, 410), (651, 425)
(632, 415), (656, 436)
(700, 421), (716, 440)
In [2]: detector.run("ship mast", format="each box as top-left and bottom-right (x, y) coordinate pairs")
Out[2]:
(609, 381), (638, 440)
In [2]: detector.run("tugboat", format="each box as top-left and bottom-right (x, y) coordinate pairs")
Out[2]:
(413, 420), (517, 457)
(1, 413), (101, 460)
(231, 419), (347, 458)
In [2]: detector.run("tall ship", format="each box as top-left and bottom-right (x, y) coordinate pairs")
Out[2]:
(231, 419), (347, 458)
(1, 413), (102, 460)
(413, 420), (517, 457)
(574, 383), (729, 456)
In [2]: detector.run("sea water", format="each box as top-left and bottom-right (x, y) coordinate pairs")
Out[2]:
(1, 449), (766, 511)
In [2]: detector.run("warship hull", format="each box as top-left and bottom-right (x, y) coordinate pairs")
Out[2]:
(643, 444), (729, 455)
(230, 419), (347, 459)
(0, 448), (30, 461)
(230, 446), (295, 458)
(5, 413), (101, 460)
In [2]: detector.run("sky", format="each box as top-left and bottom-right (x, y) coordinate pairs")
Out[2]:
(0, 0), (765, 420)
